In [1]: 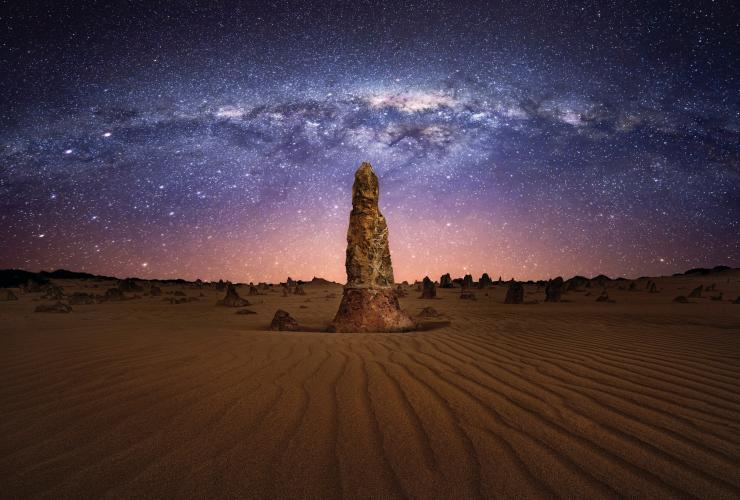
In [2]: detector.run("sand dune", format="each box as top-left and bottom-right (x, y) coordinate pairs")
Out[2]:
(1, 274), (740, 498)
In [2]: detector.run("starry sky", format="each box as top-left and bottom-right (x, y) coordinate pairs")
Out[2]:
(1, 0), (738, 283)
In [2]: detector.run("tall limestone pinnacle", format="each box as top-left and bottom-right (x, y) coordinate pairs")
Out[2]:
(329, 162), (415, 332)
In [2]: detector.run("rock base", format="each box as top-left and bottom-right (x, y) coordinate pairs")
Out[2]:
(329, 288), (416, 333)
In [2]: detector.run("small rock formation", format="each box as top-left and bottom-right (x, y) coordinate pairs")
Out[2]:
(35, 302), (72, 313)
(217, 283), (250, 307)
(648, 282), (658, 293)
(216, 279), (227, 291)
(0, 289), (18, 301)
(419, 276), (436, 299)
(460, 289), (477, 300)
(595, 290), (614, 303)
(270, 309), (300, 331)
(118, 278), (143, 293)
(41, 285), (65, 300)
(462, 274), (474, 289)
(236, 308), (257, 315)
(286, 277), (297, 288)
(545, 277), (564, 302)
(417, 307), (440, 318)
(710, 292), (723, 301)
(69, 292), (95, 305)
(440, 273), (453, 288)
(504, 281), (524, 304)
(329, 162), (415, 332)
(150, 285), (162, 296)
(478, 273), (493, 289)
(293, 285), (306, 295)
(395, 284), (407, 297)
(673, 295), (690, 303)
(687, 285), (703, 298)
(628, 281), (637, 292)
(103, 288), (126, 301)
(248, 284), (260, 296)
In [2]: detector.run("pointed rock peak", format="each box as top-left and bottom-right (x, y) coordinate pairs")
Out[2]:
(353, 161), (379, 209)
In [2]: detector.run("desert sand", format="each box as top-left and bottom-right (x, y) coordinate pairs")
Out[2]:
(1, 272), (740, 498)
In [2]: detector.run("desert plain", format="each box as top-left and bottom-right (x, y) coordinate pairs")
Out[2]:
(1, 271), (740, 499)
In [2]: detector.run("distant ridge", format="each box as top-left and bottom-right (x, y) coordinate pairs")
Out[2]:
(0, 268), (341, 288)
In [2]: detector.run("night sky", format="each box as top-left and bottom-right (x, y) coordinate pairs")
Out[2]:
(1, 1), (738, 283)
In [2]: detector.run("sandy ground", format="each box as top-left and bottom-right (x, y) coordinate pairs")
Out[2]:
(1, 272), (740, 499)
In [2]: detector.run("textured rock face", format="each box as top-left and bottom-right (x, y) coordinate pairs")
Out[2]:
(439, 273), (453, 288)
(330, 162), (415, 332)
(270, 309), (300, 331)
(504, 281), (524, 304)
(420, 276), (436, 299)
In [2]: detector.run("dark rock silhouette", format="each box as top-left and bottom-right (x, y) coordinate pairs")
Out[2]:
(69, 292), (95, 305)
(420, 276), (436, 299)
(149, 285), (162, 296)
(330, 162), (415, 332)
(674, 295), (690, 303)
(41, 285), (65, 300)
(216, 279), (227, 291)
(710, 292), (723, 301)
(460, 289), (476, 300)
(596, 290), (614, 303)
(217, 283), (250, 307)
(565, 276), (589, 291)
(504, 281), (524, 304)
(293, 285), (306, 295)
(478, 273), (493, 289)
(545, 277), (564, 302)
(103, 288), (126, 301)
(270, 309), (300, 331)
(248, 284), (261, 296)
(462, 274), (474, 289)
(687, 285), (703, 298)
(0, 289), (18, 301)
(649, 282), (658, 293)
(733, 296), (740, 304)
(118, 278), (143, 293)
(35, 302), (72, 313)
(440, 273), (453, 288)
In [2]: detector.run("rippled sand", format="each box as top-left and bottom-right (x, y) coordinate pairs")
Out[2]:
(1, 273), (739, 498)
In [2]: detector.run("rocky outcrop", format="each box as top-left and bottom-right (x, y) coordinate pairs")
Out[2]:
(0, 289), (18, 301)
(504, 281), (524, 304)
(217, 283), (250, 307)
(596, 290), (614, 303)
(270, 309), (300, 331)
(149, 285), (162, 296)
(329, 162), (415, 332)
(440, 273), (453, 288)
(420, 276), (436, 299)
(248, 284), (261, 296)
(545, 277), (564, 302)
(293, 285), (306, 295)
